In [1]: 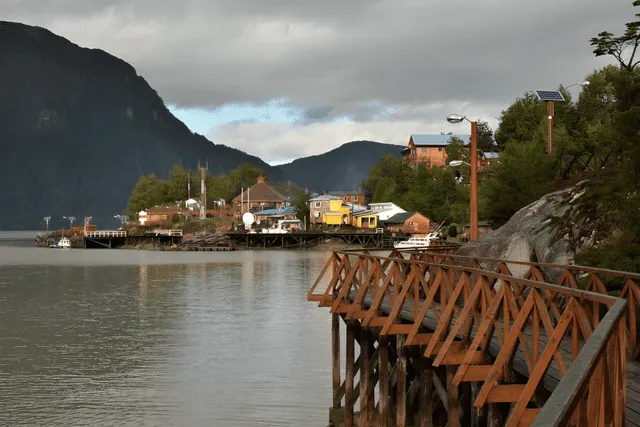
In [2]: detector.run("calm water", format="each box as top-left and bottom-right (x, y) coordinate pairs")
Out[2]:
(0, 242), (335, 426)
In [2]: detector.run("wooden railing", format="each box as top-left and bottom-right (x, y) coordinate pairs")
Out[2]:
(401, 249), (640, 359)
(308, 250), (627, 426)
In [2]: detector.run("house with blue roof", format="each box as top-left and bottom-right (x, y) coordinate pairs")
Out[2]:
(401, 133), (468, 168)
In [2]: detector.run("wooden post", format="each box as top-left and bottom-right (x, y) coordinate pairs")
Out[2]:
(547, 100), (554, 154)
(346, 322), (355, 427)
(470, 382), (485, 427)
(361, 328), (372, 427)
(487, 403), (502, 427)
(418, 359), (434, 427)
(446, 366), (460, 427)
(396, 335), (407, 427)
(332, 314), (341, 409)
(379, 335), (390, 427)
(470, 120), (479, 241)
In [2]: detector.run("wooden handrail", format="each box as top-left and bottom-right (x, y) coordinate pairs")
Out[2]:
(531, 298), (627, 426)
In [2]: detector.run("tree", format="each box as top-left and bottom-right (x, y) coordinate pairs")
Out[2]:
(590, 1), (640, 72)
(166, 165), (192, 202)
(480, 140), (556, 227)
(476, 120), (495, 151)
(276, 182), (311, 221)
(228, 163), (264, 194)
(125, 173), (169, 217)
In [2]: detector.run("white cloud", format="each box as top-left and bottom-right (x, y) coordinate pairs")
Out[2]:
(209, 101), (501, 162)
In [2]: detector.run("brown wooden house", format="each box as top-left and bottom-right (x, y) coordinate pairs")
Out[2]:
(382, 212), (431, 236)
(328, 191), (365, 204)
(232, 175), (288, 217)
(401, 134), (465, 168)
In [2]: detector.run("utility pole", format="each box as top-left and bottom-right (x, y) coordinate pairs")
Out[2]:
(200, 167), (206, 220)
(187, 170), (191, 200)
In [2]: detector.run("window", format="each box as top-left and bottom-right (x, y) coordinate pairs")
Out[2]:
(409, 222), (415, 227)
(315, 202), (321, 208)
(352, 196), (358, 201)
(421, 148), (427, 153)
(437, 148), (442, 152)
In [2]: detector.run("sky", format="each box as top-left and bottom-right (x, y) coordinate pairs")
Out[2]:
(2, 0), (631, 164)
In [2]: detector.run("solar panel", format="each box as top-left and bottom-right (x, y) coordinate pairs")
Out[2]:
(535, 90), (565, 102)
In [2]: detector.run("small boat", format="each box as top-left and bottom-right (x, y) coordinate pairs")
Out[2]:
(394, 234), (437, 249)
(50, 237), (71, 249)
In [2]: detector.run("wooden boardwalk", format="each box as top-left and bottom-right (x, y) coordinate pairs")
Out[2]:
(309, 248), (636, 427)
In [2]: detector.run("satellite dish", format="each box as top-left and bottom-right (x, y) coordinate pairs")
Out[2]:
(314, 211), (320, 218)
(256, 220), (261, 225)
(242, 212), (255, 226)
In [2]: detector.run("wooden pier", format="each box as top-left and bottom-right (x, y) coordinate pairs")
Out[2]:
(308, 247), (638, 426)
(224, 231), (397, 249)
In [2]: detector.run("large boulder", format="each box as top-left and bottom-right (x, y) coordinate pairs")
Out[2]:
(457, 181), (597, 277)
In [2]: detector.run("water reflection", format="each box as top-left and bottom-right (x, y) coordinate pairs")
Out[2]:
(0, 248), (333, 426)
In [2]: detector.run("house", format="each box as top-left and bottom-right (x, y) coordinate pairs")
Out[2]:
(328, 191), (365, 204)
(479, 151), (500, 168)
(401, 134), (468, 168)
(232, 175), (288, 217)
(368, 202), (407, 221)
(254, 206), (299, 222)
(139, 205), (182, 225)
(382, 212), (431, 236)
(351, 209), (378, 228)
(309, 194), (350, 226)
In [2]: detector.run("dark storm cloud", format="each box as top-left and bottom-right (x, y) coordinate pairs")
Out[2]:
(1, 0), (634, 161)
(2, 0), (631, 111)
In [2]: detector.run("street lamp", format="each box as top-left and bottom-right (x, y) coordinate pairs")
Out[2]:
(114, 215), (129, 228)
(564, 81), (590, 90)
(446, 114), (479, 240)
(43, 216), (51, 233)
(63, 216), (76, 230)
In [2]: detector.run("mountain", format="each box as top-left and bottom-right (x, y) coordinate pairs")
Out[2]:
(0, 21), (285, 229)
(279, 141), (402, 193)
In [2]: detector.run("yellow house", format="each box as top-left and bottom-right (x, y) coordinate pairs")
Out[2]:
(310, 195), (352, 226)
(352, 210), (378, 228)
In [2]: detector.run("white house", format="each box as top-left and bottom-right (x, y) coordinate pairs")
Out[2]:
(368, 202), (407, 221)
(138, 210), (148, 225)
(185, 198), (201, 210)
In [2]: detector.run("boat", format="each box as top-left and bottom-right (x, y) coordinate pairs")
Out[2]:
(393, 218), (448, 249)
(50, 237), (71, 249)
(393, 234), (437, 249)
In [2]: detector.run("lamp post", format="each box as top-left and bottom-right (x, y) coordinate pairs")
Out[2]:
(535, 81), (588, 155)
(446, 114), (478, 240)
(43, 216), (51, 233)
(63, 216), (75, 231)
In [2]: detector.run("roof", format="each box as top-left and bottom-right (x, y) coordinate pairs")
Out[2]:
(410, 134), (469, 147)
(309, 194), (342, 201)
(484, 152), (500, 159)
(328, 191), (363, 196)
(232, 176), (287, 203)
(145, 205), (181, 214)
(254, 207), (298, 216)
(353, 210), (376, 217)
(384, 211), (424, 224)
(324, 211), (342, 216)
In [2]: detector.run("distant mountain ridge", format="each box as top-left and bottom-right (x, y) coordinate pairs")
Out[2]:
(0, 21), (402, 229)
(0, 21), (285, 229)
(278, 140), (402, 193)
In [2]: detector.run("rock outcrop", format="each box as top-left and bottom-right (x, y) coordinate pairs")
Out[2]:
(458, 181), (597, 276)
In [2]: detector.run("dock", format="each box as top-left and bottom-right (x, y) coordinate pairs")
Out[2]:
(308, 247), (637, 426)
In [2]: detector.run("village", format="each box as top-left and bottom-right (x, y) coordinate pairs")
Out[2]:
(132, 134), (499, 244)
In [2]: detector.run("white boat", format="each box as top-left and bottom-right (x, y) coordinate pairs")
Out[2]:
(50, 237), (71, 249)
(394, 234), (437, 249)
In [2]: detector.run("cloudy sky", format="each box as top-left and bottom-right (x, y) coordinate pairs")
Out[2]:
(2, 0), (630, 163)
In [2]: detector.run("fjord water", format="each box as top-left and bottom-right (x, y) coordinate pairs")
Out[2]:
(0, 241), (334, 426)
